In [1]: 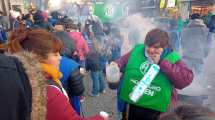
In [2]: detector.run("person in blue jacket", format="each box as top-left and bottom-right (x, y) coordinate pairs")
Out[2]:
(59, 56), (85, 114)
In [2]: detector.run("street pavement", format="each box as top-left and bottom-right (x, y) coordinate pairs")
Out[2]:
(203, 37), (215, 111)
(81, 74), (119, 120)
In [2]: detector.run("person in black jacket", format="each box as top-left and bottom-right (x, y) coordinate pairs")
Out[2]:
(85, 49), (106, 96)
(33, 10), (53, 31)
(0, 54), (32, 120)
(53, 21), (76, 58)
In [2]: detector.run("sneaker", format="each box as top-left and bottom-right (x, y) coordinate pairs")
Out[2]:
(89, 93), (99, 97)
(79, 96), (86, 102)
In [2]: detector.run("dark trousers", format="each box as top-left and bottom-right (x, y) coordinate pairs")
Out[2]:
(128, 104), (161, 120)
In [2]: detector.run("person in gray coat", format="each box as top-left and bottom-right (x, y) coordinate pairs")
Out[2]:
(178, 13), (210, 105)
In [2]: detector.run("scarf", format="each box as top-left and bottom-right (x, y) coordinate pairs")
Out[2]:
(41, 63), (62, 87)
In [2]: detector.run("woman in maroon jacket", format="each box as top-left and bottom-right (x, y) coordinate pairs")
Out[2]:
(5, 28), (108, 120)
(111, 29), (193, 120)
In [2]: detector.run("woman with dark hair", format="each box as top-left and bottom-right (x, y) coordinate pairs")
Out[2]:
(111, 28), (193, 120)
(2, 28), (108, 120)
(159, 104), (215, 120)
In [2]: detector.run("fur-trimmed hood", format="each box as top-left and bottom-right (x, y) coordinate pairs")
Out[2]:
(9, 52), (47, 120)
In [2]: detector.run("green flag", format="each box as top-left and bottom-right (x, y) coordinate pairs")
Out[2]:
(93, 3), (124, 23)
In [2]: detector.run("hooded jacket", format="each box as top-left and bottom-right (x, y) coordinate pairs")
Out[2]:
(0, 54), (32, 120)
(0, 52), (46, 120)
(0, 52), (104, 120)
(68, 31), (89, 61)
(182, 19), (209, 60)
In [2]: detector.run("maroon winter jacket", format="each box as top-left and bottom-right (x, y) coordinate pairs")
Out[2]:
(46, 86), (104, 120)
(115, 51), (193, 107)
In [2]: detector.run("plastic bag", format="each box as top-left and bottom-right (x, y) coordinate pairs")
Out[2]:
(106, 62), (120, 89)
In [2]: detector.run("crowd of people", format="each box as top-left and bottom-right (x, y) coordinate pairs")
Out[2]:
(0, 4), (215, 120)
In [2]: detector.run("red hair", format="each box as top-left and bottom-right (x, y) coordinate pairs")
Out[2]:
(8, 28), (63, 59)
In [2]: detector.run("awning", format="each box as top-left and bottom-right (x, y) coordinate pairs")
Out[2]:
(192, 0), (214, 7)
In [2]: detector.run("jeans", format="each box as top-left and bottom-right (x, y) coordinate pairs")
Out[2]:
(205, 32), (214, 57)
(169, 29), (181, 53)
(90, 70), (105, 95)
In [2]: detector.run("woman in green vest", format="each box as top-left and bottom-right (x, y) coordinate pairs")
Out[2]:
(112, 28), (194, 120)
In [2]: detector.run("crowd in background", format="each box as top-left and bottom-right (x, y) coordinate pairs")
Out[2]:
(0, 4), (215, 120)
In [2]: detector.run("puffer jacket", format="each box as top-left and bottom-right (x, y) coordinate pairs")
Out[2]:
(60, 56), (85, 114)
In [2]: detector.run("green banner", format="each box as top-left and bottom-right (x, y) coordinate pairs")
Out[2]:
(93, 3), (124, 23)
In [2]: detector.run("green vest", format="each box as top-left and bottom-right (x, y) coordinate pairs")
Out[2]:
(120, 44), (181, 112)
